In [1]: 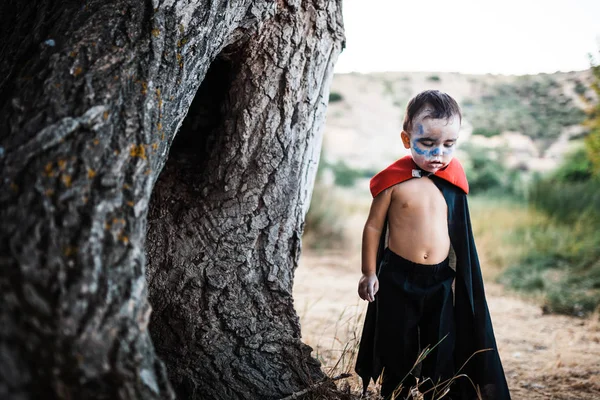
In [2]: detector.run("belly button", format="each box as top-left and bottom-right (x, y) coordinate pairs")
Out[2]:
(423, 253), (428, 259)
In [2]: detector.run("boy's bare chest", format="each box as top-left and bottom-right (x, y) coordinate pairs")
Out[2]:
(389, 177), (447, 214)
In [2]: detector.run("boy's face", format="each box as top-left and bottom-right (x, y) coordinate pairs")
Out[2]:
(401, 109), (460, 173)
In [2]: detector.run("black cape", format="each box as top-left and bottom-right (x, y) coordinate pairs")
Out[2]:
(355, 175), (511, 400)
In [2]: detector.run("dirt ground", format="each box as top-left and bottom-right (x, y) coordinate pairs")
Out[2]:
(293, 250), (600, 400)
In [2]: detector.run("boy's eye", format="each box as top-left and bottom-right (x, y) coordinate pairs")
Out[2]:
(444, 142), (455, 148)
(419, 140), (434, 147)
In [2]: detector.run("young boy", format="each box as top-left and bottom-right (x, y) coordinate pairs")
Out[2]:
(355, 90), (511, 400)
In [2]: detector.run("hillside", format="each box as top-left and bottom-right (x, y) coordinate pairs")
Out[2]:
(322, 70), (595, 175)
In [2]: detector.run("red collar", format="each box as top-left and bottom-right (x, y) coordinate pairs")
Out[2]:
(369, 156), (469, 197)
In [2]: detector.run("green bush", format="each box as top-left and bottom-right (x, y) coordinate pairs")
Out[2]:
(427, 75), (441, 82)
(498, 208), (600, 316)
(583, 51), (600, 177)
(574, 80), (587, 96)
(472, 127), (501, 137)
(529, 174), (600, 226)
(330, 160), (365, 187)
(460, 143), (525, 196)
(551, 148), (594, 182)
(545, 285), (600, 316)
(328, 92), (343, 103)
(502, 129), (600, 316)
(498, 169), (600, 316)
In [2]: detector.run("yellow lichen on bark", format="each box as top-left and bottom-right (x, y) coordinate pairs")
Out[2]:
(130, 144), (147, 159)
(62, 175), (72, 187)
(44, 162), (54, 177)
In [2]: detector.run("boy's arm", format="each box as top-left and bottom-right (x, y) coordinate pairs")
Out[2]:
(362, 187), (392, 275)
(358, 187), (392, 302)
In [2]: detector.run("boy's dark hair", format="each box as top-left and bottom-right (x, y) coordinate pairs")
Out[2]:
(402, 90), (462, 132)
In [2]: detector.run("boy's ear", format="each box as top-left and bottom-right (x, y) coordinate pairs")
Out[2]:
(401, 130), (411, 149)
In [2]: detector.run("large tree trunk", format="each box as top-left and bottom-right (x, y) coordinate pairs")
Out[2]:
(0, 1), (344, 399)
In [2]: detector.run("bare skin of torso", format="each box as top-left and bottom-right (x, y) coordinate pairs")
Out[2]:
(358, 176), (450, 301)
(386, 177), (450, 264)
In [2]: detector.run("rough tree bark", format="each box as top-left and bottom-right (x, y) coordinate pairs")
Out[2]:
(0, 1), (344, 399)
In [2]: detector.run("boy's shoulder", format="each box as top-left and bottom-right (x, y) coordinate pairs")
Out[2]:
(369, 156), (469, 198)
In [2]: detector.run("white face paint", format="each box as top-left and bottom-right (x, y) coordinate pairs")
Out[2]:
(403, 112), (461, 173)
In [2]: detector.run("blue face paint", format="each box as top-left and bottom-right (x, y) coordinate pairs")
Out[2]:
(411, 140), (429, 156)
(411, 139), (443, 158)
(417, 124), (424, 135)
(411, 138), (455, 162)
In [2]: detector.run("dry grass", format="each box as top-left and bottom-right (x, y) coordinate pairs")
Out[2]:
(468, 196), (536, 280)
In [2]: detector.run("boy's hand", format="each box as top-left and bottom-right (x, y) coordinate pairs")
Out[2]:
(358, 274), (379, 302)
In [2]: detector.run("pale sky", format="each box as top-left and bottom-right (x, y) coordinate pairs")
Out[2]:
(335, 0), (600, 75)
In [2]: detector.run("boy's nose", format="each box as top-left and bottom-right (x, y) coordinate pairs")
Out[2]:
(431, 147), (441, 156)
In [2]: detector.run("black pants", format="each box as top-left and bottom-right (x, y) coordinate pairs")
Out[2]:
(376, 248), (456, 400)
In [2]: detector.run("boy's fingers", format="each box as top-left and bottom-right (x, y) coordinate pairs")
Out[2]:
(358, 285), (366, 300)
(358, 278), (377, 302)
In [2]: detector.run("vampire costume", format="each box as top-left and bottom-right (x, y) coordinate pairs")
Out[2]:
(355, 156), (511, 400)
